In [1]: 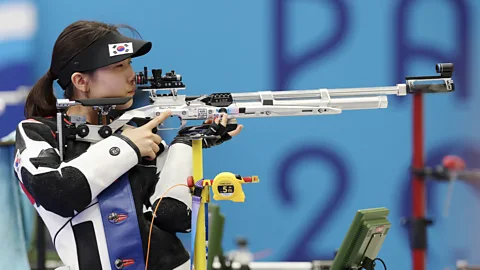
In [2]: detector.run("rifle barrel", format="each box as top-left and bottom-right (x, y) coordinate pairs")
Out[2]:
(231, 86), (403, 102)
(327, 86), (402, 97)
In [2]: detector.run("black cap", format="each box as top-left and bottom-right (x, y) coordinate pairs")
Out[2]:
(51, 31), (152, 90)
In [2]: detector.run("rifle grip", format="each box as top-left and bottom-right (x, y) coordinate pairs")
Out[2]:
(130, 117), (158, 133)
(130, 117), (165, 163)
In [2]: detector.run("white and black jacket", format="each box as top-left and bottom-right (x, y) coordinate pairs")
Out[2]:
(13, 116), (193, 270)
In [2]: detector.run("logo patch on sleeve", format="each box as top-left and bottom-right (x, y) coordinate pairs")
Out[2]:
(109, 147), (121, 156)
(108, 42), (133, 57)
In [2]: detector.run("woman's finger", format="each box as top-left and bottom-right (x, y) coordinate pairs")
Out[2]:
(221, 113), (228, 127)
(152, 134), (162, 145)
(152, 142), (160, 153)
(148, 149), (156, 160)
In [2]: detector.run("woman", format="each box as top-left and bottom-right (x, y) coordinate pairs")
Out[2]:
(13, 20), (243, 270)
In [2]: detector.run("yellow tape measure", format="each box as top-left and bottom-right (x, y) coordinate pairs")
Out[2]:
(209, 172), (259, 202)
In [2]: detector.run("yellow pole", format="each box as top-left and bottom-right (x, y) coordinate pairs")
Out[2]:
(193, 138), (209, 270)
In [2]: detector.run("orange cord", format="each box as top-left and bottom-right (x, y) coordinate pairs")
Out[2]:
(145, 183), (190, 270)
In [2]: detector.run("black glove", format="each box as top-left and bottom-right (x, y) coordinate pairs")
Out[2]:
(171, 121), (237, 148)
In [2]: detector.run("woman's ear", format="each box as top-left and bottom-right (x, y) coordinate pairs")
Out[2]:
(71, 72), (90, 94)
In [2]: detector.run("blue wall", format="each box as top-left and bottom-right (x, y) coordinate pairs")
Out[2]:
(2, 0), (480, 269)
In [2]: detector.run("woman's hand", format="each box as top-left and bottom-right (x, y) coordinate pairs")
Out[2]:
(201, 113), (243, 148)
(204, 112), (244, 137)
(121, 110), (171, 160)
(170, 112), (243, 148)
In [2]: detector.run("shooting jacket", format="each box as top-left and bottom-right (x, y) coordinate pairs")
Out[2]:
(13, 116), (192, 270)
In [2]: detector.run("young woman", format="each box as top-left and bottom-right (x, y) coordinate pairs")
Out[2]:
(14, 20), (243, 270)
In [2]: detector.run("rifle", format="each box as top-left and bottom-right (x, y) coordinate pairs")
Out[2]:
(55, 63), (454, 159)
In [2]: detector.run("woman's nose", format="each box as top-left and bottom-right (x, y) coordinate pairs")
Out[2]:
(128, 67), (136, 84)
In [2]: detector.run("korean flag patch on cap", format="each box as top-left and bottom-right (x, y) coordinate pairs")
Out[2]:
(108, 42), (133, 57)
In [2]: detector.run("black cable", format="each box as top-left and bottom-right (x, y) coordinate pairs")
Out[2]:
(53, 202), (99, 247)
(371, 257), (387, 270)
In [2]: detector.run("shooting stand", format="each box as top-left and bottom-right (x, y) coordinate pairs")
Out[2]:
(186, 134), (259, 270)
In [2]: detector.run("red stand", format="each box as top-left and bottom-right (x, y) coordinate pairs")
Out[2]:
(412, 93), (427, 270)
(407, 62), (455, 270)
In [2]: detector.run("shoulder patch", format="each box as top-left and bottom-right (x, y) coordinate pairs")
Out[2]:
(13, 150), (21, 174)
(30, 148), (61, 169)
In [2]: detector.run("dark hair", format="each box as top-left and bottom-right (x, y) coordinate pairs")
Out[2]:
(24, 20), (139, 118)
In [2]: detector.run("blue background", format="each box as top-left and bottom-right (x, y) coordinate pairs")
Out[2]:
(1, 0), (479, 269)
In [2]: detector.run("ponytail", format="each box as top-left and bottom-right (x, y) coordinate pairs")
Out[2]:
(24, 70), (57, 118)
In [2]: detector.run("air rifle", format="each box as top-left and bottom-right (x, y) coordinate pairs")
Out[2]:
(55, 63), (454, 158)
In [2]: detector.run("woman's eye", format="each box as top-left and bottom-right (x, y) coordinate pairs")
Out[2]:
(116, 60), (131, 68)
